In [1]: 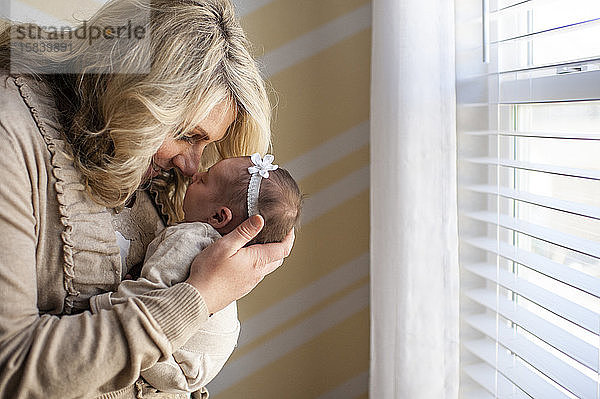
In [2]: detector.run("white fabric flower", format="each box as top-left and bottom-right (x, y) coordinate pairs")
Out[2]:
(248, 153), (278, 178)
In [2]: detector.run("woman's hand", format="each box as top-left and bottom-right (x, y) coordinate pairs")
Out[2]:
(185, 215), (295, 314)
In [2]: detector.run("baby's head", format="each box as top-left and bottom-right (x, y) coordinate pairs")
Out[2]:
(183, 155), (302, 244)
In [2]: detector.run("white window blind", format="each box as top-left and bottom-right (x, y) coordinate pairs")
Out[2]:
(456, 0), (600, 398)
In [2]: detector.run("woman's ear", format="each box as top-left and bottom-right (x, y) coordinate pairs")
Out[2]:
(208, 206), (233, 229)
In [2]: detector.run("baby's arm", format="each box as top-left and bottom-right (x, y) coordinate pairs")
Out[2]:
(91, 223), (216, 312)
(90, 222), (240, 393)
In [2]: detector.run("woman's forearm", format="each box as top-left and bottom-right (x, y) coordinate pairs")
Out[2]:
(0, 283), (208, 398)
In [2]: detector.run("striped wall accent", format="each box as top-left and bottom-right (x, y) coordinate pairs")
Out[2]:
(5, 1), (372, 397)
(214, 2), (371, 397)
(6, 0), (105, 25)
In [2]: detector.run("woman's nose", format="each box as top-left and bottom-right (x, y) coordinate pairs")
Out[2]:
(173, 143), (206, 177)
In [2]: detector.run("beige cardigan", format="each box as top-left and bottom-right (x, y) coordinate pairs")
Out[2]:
(0, 73), (211, 398)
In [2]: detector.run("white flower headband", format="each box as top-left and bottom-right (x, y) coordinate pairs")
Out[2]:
(247, 153), (278, 216)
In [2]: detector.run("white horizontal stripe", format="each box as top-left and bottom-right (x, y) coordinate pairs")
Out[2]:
(283, 120), (369, 182)
(259, 4), (371, 77)
(231, 0), (275, 17)
(464, 363), (531, 399)
(462, 236), (600, 298)
(82, 0), (109, 5)
(461, 157), (600, 180)
(465, 313), (597, 399)
(315, 371), (369, 399)
(461, 130), (600, 140)
(238, 252), (369, 348)
(463, 184), (600, 220)
(9, 1), (71, 25)
(208, 283), (369, 395)
(463, 339), (571, 399)
(464, 263), (600, 333)
(463, 210), (600, 259)
(464, 284), (599, 372)
(301, 165), (369, 226)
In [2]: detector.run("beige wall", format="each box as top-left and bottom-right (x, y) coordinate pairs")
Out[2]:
(209, 1), (371, 397)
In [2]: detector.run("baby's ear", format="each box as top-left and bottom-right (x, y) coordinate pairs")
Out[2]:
(208, 206), (233, 229)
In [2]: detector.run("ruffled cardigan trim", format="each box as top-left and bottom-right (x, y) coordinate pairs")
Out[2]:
(13, 76), (121, 314)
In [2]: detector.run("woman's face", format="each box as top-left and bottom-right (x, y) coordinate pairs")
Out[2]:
(146, 100), (236, 179)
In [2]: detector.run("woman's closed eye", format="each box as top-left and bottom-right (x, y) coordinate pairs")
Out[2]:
(180, 133), (209, 144)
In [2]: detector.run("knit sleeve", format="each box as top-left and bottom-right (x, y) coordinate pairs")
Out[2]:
(90, 223), (220, 312)
(0, 77), (210, 399)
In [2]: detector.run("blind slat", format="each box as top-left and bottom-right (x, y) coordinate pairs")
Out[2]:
(491, 0), (532, 13)
(465, 283), (599, 372)
(463, 210), (600, 259)
(492, 17), (600, 45)
(461, 157), (600, 181)
(462, 386), (496, 399)
(464, 363), (532, 399)
(463, 363), (496, 397)
(463, 338), (572, 399)
(492, 0), (600, 44)
(463, 184), (600, 220)
(464, 263), (600, 333)
(462, 130), (600, 140)
(496, 56), (600, 75)
(462, 236), (600, 298)
(464, 314), (597, 399)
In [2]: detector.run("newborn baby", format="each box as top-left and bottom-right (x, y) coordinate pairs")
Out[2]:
(90, 153), (302, 394)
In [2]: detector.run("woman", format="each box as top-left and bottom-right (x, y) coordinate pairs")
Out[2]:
(0, 0), (292, 397)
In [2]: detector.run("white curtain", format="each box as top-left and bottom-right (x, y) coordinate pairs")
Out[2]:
(369, 0), (459, 398)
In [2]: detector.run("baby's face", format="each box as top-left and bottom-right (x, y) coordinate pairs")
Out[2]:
(183, 157), (248, 223)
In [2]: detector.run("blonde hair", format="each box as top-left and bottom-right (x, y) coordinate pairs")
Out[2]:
(0, 0), (271, 223)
